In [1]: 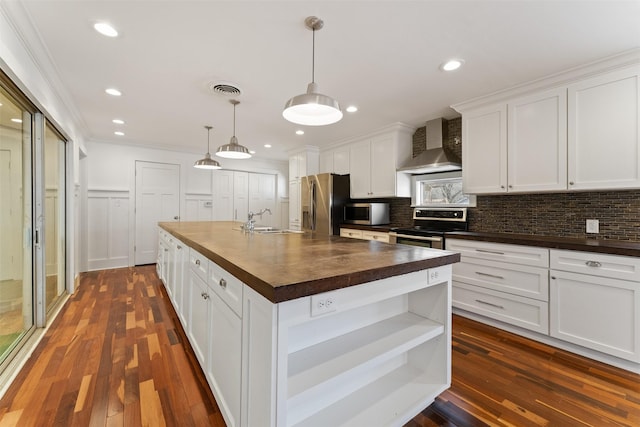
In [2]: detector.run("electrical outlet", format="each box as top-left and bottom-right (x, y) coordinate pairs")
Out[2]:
(311, 292), (337, 316)
(586, 219), (599, 234)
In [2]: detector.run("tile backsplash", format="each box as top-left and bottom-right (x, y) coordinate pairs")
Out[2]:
(408, 117), (640, 242)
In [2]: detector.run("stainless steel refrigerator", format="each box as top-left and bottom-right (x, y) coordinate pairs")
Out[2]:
(301, 173), (350, 236)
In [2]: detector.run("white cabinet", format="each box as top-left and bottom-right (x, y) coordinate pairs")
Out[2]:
(461, 105), (507, 194)
(320, 147), (350, 175)
(187, 254), (210, 367)
(568, 66), (640, 190)
(447, 238), (550, 334)
(457, 64), (640, 194)
(288, 181), (301, 230)
(289, 148), (319, 181)
(213, 170), (248, 221)
(349, 130), (412, 198)
(339, 228), (363, 239)
(248, 173), (276, 227)
(289, 147), (319, 230)
(173, 239), (188, 325)
(550, 249), (640, 362)
(462, 88), (566, 194)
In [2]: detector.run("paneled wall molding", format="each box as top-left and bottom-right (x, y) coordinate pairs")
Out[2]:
(87, 190), (130, 271)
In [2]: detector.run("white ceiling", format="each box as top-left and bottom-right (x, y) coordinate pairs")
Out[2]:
(7, 0), (640, 160)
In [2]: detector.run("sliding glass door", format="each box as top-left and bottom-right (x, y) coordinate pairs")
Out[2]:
(0, 85), (34, 367)
(44, 124), (66, 312)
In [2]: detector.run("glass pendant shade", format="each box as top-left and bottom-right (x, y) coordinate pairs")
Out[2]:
(194, 126), (222, 169)
(216, 100), (252, 159)
(283, 82), (342, 126)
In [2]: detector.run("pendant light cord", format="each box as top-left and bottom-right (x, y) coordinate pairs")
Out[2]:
(311, 27), (315, 83)
(233, 103), (236, 139)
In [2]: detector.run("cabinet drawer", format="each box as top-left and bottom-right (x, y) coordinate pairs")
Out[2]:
(189, 248), (208, 282)
(453, 281), (549, 334)
(362, 230), (390, 243)
(550, 249), (640, 282)
(453, 258), (548, 301)
(447, 238), (549, 268)
(209, 261), (243, 317)
(340, 228), (363, 239)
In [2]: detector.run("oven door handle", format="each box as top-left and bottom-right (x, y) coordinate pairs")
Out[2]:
(389, 232), (442, 242)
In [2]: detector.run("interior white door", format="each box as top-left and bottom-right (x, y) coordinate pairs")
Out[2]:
(135, 161), (180, 265)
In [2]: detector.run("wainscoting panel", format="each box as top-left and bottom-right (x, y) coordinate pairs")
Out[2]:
(184, 194), (214, 221)
(87, 189), (130, 270)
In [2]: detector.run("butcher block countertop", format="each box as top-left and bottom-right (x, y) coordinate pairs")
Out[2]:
(446, 231), (640, 257)
(159, 221), (460, 303)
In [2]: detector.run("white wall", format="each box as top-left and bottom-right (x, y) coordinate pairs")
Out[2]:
(84, 140), (288, 271)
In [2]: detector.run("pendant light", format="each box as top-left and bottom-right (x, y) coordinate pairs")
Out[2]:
(216, 99), (251, 159)
(194, 125), (222, 169)
(283, 16), (343, 126)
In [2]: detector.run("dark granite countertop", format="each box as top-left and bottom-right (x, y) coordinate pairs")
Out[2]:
(160, 221), (460, 303)
(445, 232), (640, 257)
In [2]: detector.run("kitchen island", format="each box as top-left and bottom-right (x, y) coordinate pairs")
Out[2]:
(157, 221), (460, 427)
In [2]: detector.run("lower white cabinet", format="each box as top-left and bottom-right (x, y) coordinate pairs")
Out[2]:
(340, 228), (391, 243)
(339, 228), (363, 239)
(550, 249), (640, 363)
(187, 267), (211, 367)
(447, 238), (550, 334)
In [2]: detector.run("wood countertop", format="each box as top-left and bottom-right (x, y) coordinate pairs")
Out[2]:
(159, 221), (460, 303)
(445, 231), (640, 257)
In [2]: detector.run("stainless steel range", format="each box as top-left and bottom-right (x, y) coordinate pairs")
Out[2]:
(389, 207), (468, 249)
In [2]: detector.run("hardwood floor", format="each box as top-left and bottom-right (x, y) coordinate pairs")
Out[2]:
(0, 265), (638, 426)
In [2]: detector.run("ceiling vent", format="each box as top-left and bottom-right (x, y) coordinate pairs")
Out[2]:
(208, 81), (242, 97)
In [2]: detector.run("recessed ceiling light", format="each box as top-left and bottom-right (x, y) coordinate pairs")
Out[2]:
(295, 130), (304, 135)
(0, 103), (3, 106)
(249, 150), (256, 154)
(105, 88), (122, 96)
(114, 131), (124, 136)
(264, 144), (272, 148)
(11, 118), (22, 123)
(94, 22), (118, 37)
(346, 105), (358, 113)
(112, 119), (125, 124)
(441, 59), (464, 71)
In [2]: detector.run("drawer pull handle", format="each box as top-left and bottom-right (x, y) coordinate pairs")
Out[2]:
(195, 259), (200, 266)
(476, 249), (504, 255)
(475, 271), (505, 280)
(475, 299), (505, 310)
(585, 260), (601, 268)
(201, 292), (209, 300)
(177, 245), (182, 249)
(219, 278), (227, 289)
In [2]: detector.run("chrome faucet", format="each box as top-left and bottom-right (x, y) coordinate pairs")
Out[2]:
(244, 208), (272, 232)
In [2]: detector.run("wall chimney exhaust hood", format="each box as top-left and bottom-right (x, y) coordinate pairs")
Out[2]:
(398, 118), (462, 174)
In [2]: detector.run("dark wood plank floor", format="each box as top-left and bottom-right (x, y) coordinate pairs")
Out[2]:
(1, 265), (638, 426)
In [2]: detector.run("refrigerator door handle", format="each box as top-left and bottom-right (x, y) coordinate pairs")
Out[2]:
(310, 180), (316, 230)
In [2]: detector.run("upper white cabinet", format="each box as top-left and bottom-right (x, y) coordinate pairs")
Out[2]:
(568, 67), (640, 190)
(349, 127), (413, 198)
(461, 105), (507, 194)
(455, 61), (640, 194)
(462, 88), (568, 194)
(289, 147), (319, 181)
(320, 147), (350, 175)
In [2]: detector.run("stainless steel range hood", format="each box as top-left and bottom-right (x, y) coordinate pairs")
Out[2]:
(398, 118), (462, 174)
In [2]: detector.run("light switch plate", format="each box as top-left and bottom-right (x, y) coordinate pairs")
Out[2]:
(586, 219), (599, 234)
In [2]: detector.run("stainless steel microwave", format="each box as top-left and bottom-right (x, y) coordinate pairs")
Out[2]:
(343, 203), (390, 225)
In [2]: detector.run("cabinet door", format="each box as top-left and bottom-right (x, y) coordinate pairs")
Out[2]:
(210, 293), (242, 427)
(188, 271), (210, 367)
(248, 173), (276, 227)
(462, 105), (508, 194)
(174, 241), (187, 325)
(550, 270), (640, 362)
(568, 66), (640, 190)
(349, 140), (371, 198)
(508, 88), (567, 192)
(370, 134), (396, 197)
(333, 148), (350, 175)
(234, 171), (249, 221)
(213, 170), (234, 220)
(289, 180), (300, 229)
(319, 151), (333, 174)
